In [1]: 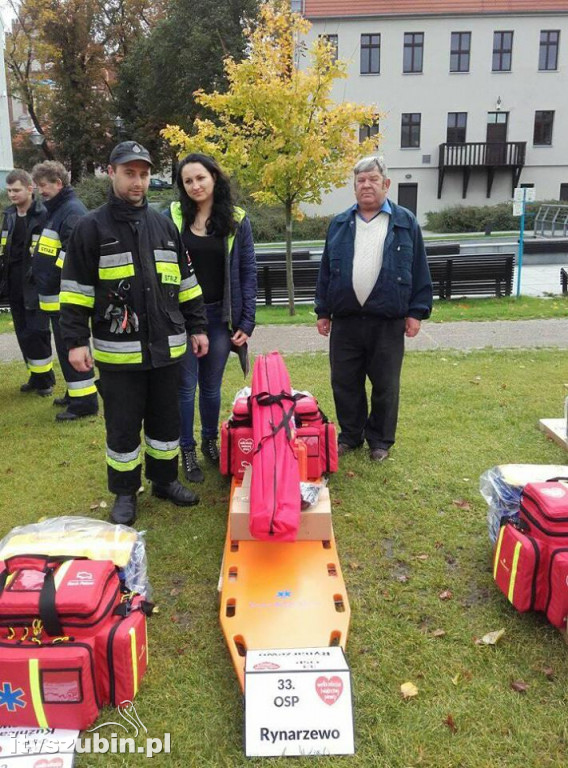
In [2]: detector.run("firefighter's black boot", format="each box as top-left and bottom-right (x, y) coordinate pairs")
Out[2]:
(152, 480), (199, 507)
(110, 494), (137, 526)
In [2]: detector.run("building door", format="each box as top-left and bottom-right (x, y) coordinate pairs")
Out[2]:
(398, 183), (418, 214)
(560, 183), (568, 202)
(486, 112), (508, 164)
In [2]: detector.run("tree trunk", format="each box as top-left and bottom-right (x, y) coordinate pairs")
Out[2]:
(285, 198), (295, 316)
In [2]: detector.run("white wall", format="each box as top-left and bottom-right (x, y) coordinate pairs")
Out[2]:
(301, 12), (568, 225)
(0, 19), (14, 185)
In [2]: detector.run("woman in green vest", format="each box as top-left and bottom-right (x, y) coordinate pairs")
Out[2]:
(165, 153), (257, 482)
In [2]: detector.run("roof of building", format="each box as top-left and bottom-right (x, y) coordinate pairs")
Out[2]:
(304, 0), (568, 19)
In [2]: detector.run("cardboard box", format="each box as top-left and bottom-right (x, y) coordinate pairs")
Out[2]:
(229, 479), (333, 541)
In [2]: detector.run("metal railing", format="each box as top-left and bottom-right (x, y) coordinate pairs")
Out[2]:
(533, 205), (568, 237)
(439, 141), (526, 168)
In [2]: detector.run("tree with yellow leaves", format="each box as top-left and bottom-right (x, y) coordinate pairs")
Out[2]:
(162, 0), (379, 315)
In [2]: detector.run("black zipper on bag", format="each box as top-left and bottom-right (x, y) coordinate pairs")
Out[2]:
(526, 534), (541, 612)
(107, 620), (122, 705)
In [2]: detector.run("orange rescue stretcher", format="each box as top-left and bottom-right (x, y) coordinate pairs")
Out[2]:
(219, 475), (351, 690)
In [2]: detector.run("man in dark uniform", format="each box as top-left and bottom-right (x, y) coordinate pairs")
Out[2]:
(32, 161), (98, 420)
(0, 169), (53, 395)
(60, 141), (209, 525)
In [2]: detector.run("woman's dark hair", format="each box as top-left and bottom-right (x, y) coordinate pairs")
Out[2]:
(176, 153), (235, 237)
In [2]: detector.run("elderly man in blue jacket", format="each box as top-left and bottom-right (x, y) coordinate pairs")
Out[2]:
(315, 156), (432, 462)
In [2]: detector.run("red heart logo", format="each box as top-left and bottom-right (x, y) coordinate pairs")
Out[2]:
(33, 759), (64, 768)
(238, 438), (254, 455)
(315, 675), (343, 705)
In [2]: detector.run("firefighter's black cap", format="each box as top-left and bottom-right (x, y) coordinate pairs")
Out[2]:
(109, 141), (153, 167)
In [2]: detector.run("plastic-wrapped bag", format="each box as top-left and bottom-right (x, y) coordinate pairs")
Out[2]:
(0, 516), (150, 598)
(300, 481), (325, 510)
(480, 465), (568, 544)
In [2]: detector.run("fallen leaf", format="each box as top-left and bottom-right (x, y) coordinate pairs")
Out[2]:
(400, 682), (418, 699)
(451, 673), (460, 686)
(439, 589), (453, 601)
(57, 461), (69, 467)
(397, 574), (409, 583)
(415, 554), (429, 561)
(99, 500), (108, 509)
(452, 499), (472, 510)
(170, 587), (182, 597)
(511, 679), (528, 693)
(89, 503), (99, 510)
(542, 666), (555, 680)
(444, 714), (458, 734)
(475, 628), (505, 646)
(434, 541), (444, 549)
(349, 562), (361, 570)
(345, 470), (356, 478)
(431, 629), (446, 638)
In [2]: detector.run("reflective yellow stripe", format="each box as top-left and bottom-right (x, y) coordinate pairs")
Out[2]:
(59, 292), (95, 309)
(29, 659), (48, 727)
(53, 560), (73, 590)
(155, 262), (181, 285)
(169, 342), (187, 359)
(39, 300), (60, 312)
(98, 264), (135, 280)
(493, 525), (506, 580)
(508, 541), (522, 603)
(129, 627), (138, 697)
(94, 350), (143, 365)
(107, 454), (142, 472)
(179, 284), (202, 303)
(5, 572), (17, 588)
(28, 360), (53, 374)
(145, 445), (179, 461)
(68, 384), (98, 397)
(55, 255), (65, 268)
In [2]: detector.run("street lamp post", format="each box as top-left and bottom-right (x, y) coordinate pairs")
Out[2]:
(29, 127), (45, 146)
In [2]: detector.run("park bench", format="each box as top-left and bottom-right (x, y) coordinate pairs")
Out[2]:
(257, 260), (320, 305)
(560, 268), (568, 295)
(427, 252), (515, 299)
(523, 238), (568, 255)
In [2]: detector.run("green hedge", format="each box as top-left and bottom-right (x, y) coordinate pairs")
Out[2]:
(243, 202), (332, 242)
(425, 200), (564, 234)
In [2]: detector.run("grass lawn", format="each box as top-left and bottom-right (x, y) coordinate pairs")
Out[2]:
(2, 349), (568, 766)
(254, 295), (568, 326)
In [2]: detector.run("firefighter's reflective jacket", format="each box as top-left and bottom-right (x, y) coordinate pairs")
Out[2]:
(0, 199), (47, 308)
(32, 187), (87, 313)
(59, 194), (207, 371)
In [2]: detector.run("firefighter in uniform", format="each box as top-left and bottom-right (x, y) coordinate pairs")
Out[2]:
(59, 141), (209, 525)
(32, 161), (98, 420)
(0, 169), (54, 394)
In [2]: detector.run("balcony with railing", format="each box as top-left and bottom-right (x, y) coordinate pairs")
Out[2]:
(437, 141), (527, 198)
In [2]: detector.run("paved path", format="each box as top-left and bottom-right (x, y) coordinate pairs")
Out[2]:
(2, 318), (568, 363)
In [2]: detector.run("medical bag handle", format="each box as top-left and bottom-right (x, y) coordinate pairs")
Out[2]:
(0, 555), (53, 597)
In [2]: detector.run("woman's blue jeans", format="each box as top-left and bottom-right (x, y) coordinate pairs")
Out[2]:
(179, 302), (232, 450)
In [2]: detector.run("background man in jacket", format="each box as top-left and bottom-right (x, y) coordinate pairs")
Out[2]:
(315, 156), (433, 462)
(32, 161), (98, 421)
(0, 169), (53, 395)
(60, 141), (209, 525)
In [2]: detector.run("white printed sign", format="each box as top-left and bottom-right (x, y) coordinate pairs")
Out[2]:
(244, 647), (354, 757)
(512, 202), (523, 217)
(0, 727), (77, 768)
(514, 187), (536, 202)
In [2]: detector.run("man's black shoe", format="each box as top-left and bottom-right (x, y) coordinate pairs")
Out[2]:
(110, 494), (137, 526)
(182, 448), (204, 483)
(201, 438), (220, 464)
(53, 393), (71, 407)
(152, 480), (199, 506)
(55, 408), (98, 422)
(35, 386), (54, 397)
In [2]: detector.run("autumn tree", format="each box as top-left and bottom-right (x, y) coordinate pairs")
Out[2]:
(162, 0), (379, 315)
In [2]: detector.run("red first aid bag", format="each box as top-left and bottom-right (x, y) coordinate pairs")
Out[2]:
(95, 595), (150, 706)
(249, 352), (301, 541)
(0, 556), (121, 637)
(493, 521), (544, 612)
(520, 482), (568, 542)
(545, 548), (568, 629)
(294, 395), (338, 479)
(0, 637), (101, 729)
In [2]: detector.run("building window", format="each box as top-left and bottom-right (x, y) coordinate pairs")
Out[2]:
(360, 34), (380, 74)
(403, 32), (424, 73)
(401, 113), (421, 147)
(319, 34), (338, 63)
(492, 31), (513, 71)
(359, 121), (380, 143)
(290, 0), (303, 11)
(539, 30), (560, 70)
(450, 32), (471, 72)
(533, 110), (554, 145)
(560, 184), (568, 202)
(447, 112), (467, 143)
